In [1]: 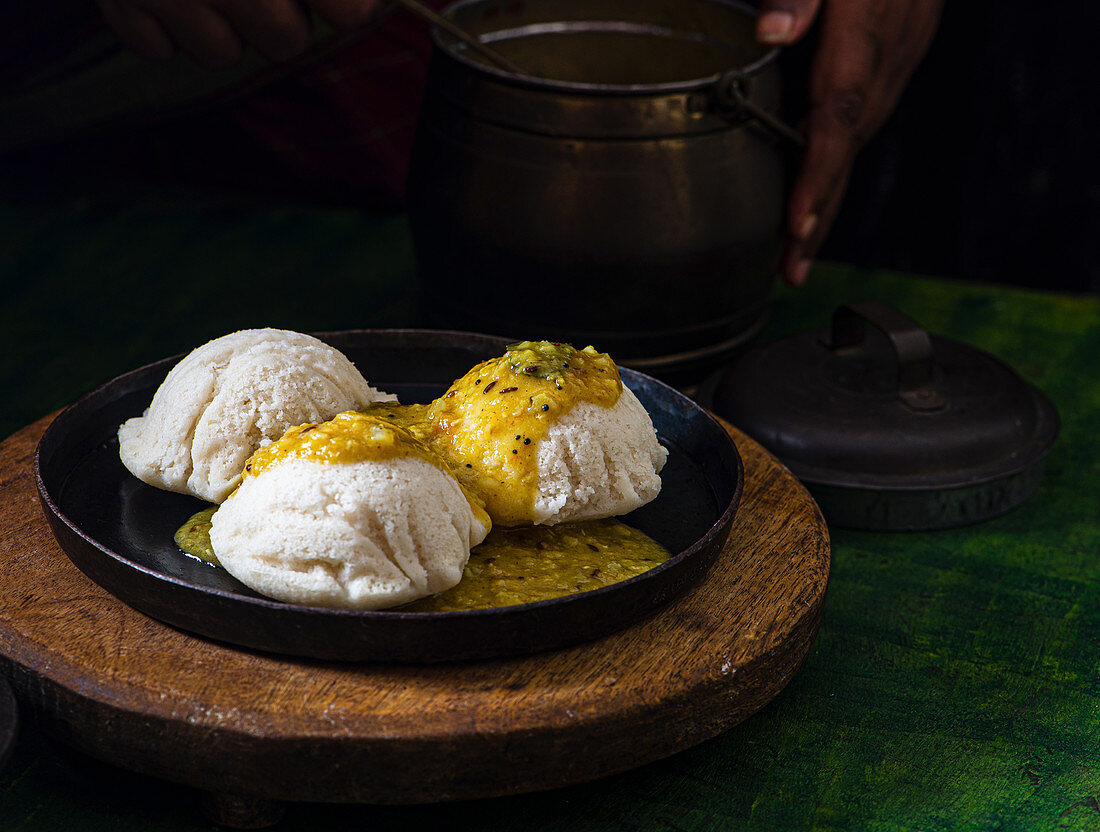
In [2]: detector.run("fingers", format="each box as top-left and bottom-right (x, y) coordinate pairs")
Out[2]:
(780, 154), (852, 286)
(97, 0), (176, 59)
(154, 1), (245, 67)
(308, 0), (384, 31)
(99, 0), (244, 67)
(216, 0), (313, 61)
(756, 0), (822, 45)
(780, 0), (944, 286)
(98, 0), (324, 67)
(781, 9), (876, 284)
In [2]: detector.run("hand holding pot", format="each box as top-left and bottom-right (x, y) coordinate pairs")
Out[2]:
(756, 0), (944, 286)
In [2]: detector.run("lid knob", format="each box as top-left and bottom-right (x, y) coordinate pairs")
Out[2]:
(829, 300), (945, 412)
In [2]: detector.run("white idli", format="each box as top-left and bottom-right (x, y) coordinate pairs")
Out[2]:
(430, 341), (667, 526)
(118, 328), (393, 503)
(209, 456), (489, 610)
(533, 384), (666, 525)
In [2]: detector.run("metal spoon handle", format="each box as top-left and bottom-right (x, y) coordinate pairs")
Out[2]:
(391, 0), (526, 75)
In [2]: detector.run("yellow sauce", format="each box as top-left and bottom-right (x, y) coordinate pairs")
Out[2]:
(426, 342), (621, 526)
(241, 410), (490, 531)
(354, 402), (434, 444)
(175, 511), (671, 609)
(244, 410), (435, 476)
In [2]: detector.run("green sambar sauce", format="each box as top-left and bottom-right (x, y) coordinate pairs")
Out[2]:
(405, 519), (670, 612)
(174, 511), (670, 609)
(174, 506), (219, 566)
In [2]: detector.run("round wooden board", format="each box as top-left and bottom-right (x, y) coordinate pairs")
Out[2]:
(0, 414), (829, 805)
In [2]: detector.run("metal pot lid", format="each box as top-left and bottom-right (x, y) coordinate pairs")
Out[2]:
(712, 301), (1059, 526)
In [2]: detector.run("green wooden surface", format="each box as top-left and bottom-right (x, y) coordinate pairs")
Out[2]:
(1, 185), (1098, 831)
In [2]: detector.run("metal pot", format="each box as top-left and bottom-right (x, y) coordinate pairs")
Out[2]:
(407, 0), (797, 379)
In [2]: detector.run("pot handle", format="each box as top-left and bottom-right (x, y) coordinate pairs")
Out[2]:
(828, 300), (946, 411)
(714, 70), (806, 151)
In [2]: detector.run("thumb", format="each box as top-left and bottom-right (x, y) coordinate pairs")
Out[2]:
(756, 0), (822, 45)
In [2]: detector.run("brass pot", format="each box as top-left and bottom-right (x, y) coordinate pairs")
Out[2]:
(407, 0), (793, 379)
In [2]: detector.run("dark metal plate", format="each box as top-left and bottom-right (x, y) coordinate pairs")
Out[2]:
(35, 330), (742, 662)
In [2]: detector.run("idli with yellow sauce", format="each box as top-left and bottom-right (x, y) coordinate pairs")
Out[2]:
(426, 341), (667, 527)
(209, 412), (491, 610)
(118, 328), (394, 503)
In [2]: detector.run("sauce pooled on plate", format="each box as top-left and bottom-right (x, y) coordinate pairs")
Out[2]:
(176, 510), (671, 610)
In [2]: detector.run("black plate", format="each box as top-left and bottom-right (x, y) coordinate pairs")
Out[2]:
(35, 330), (743, 662)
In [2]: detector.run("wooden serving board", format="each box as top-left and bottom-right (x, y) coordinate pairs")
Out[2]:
(0, 414), (829, 808)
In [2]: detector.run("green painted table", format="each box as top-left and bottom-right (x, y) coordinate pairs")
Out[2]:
(1, 187), (1098, 831)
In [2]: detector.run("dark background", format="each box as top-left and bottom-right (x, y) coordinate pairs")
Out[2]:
(4, 1), (1098, 295)
(814, 1), (1099, 294)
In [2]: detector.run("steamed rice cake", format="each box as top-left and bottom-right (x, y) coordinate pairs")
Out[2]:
(427, 341), (667, 526)
(209, 412), (490, 609)
(118, 328), (393, 503)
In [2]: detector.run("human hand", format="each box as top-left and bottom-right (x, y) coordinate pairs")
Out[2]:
(756, 0), (944, 286)
(97, 0), (385, 67)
